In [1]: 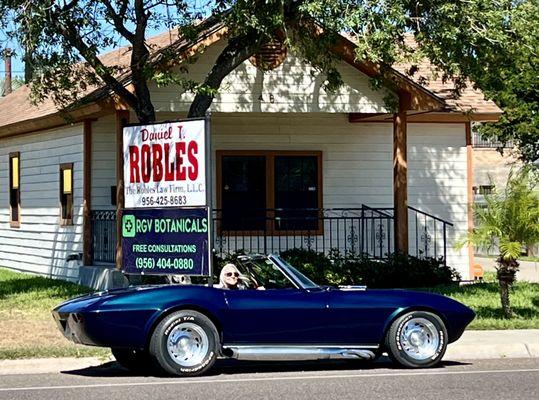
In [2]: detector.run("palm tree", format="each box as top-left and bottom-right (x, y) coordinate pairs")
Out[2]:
(465, 167), (539, 318)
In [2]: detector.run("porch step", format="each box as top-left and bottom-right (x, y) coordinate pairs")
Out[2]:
(78, 265), (129, 290)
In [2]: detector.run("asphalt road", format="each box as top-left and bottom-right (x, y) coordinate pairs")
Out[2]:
(0, 358), (538, 400)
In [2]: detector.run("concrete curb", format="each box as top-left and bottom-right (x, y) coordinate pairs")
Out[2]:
(1, 329), (538, 375)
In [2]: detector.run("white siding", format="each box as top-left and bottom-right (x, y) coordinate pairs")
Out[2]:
(150, 41), (392, 114)
(0, 124), (84, 280)
(408, 123), (469, 278)
(210, 113), (394, 206)
(91, 115), (117, 210)
(206, 114), (470, 278)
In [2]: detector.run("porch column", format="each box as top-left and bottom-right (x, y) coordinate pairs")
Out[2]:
(393, 93), (410, 254)
(115, 110), (129, 269)
(83, 119), (93, 265)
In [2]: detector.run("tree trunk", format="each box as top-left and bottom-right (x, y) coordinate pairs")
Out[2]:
(498, 278), (514, 318)
(496, 257), (519, 319)
(188, 36), (258, 118)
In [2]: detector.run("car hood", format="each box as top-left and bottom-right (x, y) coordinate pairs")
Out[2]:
(53, 285), (166, 312)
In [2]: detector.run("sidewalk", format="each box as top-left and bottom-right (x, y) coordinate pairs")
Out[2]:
(1, 329), (538, 375)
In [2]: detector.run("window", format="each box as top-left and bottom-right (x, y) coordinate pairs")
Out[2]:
(9, 152), (20, 227)
(60, 163), (74, 226)
(217, 151), (322, 233)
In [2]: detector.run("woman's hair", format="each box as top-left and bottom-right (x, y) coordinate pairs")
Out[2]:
(219, 263), (241, 288)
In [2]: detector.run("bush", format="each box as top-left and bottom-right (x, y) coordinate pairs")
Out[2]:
(280, 248), (460, 288)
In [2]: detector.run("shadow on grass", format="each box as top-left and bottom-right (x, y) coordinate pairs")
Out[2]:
(62, 357), (471, 378)
(0, 276), (92, 300)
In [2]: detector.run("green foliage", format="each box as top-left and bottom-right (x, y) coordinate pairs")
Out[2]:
(419, 279), (539, 330)
(0, 1), (531, 124)
(0, 346), (110, 360)
(0, 75), (24, 96)
(0, 267), (93, 316)
(463, 167), (539, 261)
(474, 0), (539, 163)
(279, 248), (335, 284)
(279, 248), (460, 288)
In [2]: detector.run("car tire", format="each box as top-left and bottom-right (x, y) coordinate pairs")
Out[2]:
(111, 348), (154, 374)
(385, 310), (447, 368)
(149, 310), (219, 376)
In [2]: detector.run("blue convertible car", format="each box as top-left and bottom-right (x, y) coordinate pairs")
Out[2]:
(53, 254), (475, 376)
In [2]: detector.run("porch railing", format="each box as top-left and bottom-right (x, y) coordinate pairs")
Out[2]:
(90, 206), (453, 265)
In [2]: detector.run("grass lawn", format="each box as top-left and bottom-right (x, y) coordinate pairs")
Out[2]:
(419, 272), (539, 330)
(0, 267), (110, 360)
(1, 268), (538, 360)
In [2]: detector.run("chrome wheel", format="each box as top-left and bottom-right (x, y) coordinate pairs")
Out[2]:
(167, 322), (209, 367)
(399, 317), (440, 360)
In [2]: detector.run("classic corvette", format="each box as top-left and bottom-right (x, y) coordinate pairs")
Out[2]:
(52, 254), (475, 376)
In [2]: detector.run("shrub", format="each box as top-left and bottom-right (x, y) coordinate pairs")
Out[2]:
(280, 248), (460, 288)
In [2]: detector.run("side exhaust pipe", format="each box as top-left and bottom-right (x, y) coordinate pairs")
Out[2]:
(223, 346), (377, 361)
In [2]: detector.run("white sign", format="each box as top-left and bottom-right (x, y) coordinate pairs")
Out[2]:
(123, 120), (206, 208)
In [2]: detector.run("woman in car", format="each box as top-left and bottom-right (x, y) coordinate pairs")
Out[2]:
(218, 263), (246, 290)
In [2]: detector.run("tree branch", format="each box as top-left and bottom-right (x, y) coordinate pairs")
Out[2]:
(188, 36), (258, 117)
(101, 0), (135, 43)
(54, 15), (140, 112)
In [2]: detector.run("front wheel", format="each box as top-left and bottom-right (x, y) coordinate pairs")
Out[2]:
(385, 311), (447, 368)
(149, 310), (219, 376)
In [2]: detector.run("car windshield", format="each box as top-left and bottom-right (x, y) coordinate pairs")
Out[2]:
(237, 256), (298, 289)
(269, 255), (319, 289)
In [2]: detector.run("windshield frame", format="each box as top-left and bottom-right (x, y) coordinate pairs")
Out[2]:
(268, 254), (320, 290)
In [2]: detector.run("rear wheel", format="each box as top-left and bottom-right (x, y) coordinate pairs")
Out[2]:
(111, 348), (153, 374)
(149, 310), (218, 376)
(385, 311), (447, 368)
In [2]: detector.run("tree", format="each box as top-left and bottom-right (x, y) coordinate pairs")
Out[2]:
(462, 168), (539, 318)
(0, 75), (23, 96)
(474, 0), (539, 164)
(0, 1), (528, 124)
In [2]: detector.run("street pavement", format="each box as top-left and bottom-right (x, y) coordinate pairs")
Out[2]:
(1, 329), (538, 376)
(0, 358), (537, 400)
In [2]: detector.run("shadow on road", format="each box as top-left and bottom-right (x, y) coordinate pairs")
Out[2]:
(62, 357), (470, 378)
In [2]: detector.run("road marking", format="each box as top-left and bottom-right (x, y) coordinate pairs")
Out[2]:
(1, 368), (538, 392)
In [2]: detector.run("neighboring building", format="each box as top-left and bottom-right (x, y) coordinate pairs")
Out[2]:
(0, 26), (501, 288)
(472, 132), (537, 257)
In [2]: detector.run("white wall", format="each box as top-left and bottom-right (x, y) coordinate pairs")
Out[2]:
(91, 115), (117, 210)
(203, 113), (470, 278)
(0, 124), (84, 280)
(408, 123), (469, 277)
(150, 41), (393, 114)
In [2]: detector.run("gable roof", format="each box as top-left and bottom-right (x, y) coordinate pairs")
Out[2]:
(0, 23), (501, 137)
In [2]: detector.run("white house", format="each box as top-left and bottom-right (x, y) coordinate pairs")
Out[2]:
(0, 25), (501, 288)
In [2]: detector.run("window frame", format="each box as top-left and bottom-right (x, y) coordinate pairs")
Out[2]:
(59, 163), (74, 226)
(9, 152), (21, 228)
(216, 150), (323, 236)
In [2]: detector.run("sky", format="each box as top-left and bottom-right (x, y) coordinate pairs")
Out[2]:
(0, 1), (215, 80)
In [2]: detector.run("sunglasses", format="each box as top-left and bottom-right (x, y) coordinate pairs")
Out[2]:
(225, 272), (240, 278)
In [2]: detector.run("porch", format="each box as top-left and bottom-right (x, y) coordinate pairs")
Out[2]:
(91, 205), (452, 265)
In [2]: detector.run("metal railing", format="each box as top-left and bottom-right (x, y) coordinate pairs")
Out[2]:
(91, 210), (116, 263)
(90, 206), (453, 265)
(473, 132), (512, 148)
(212, 206), (394, 260)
